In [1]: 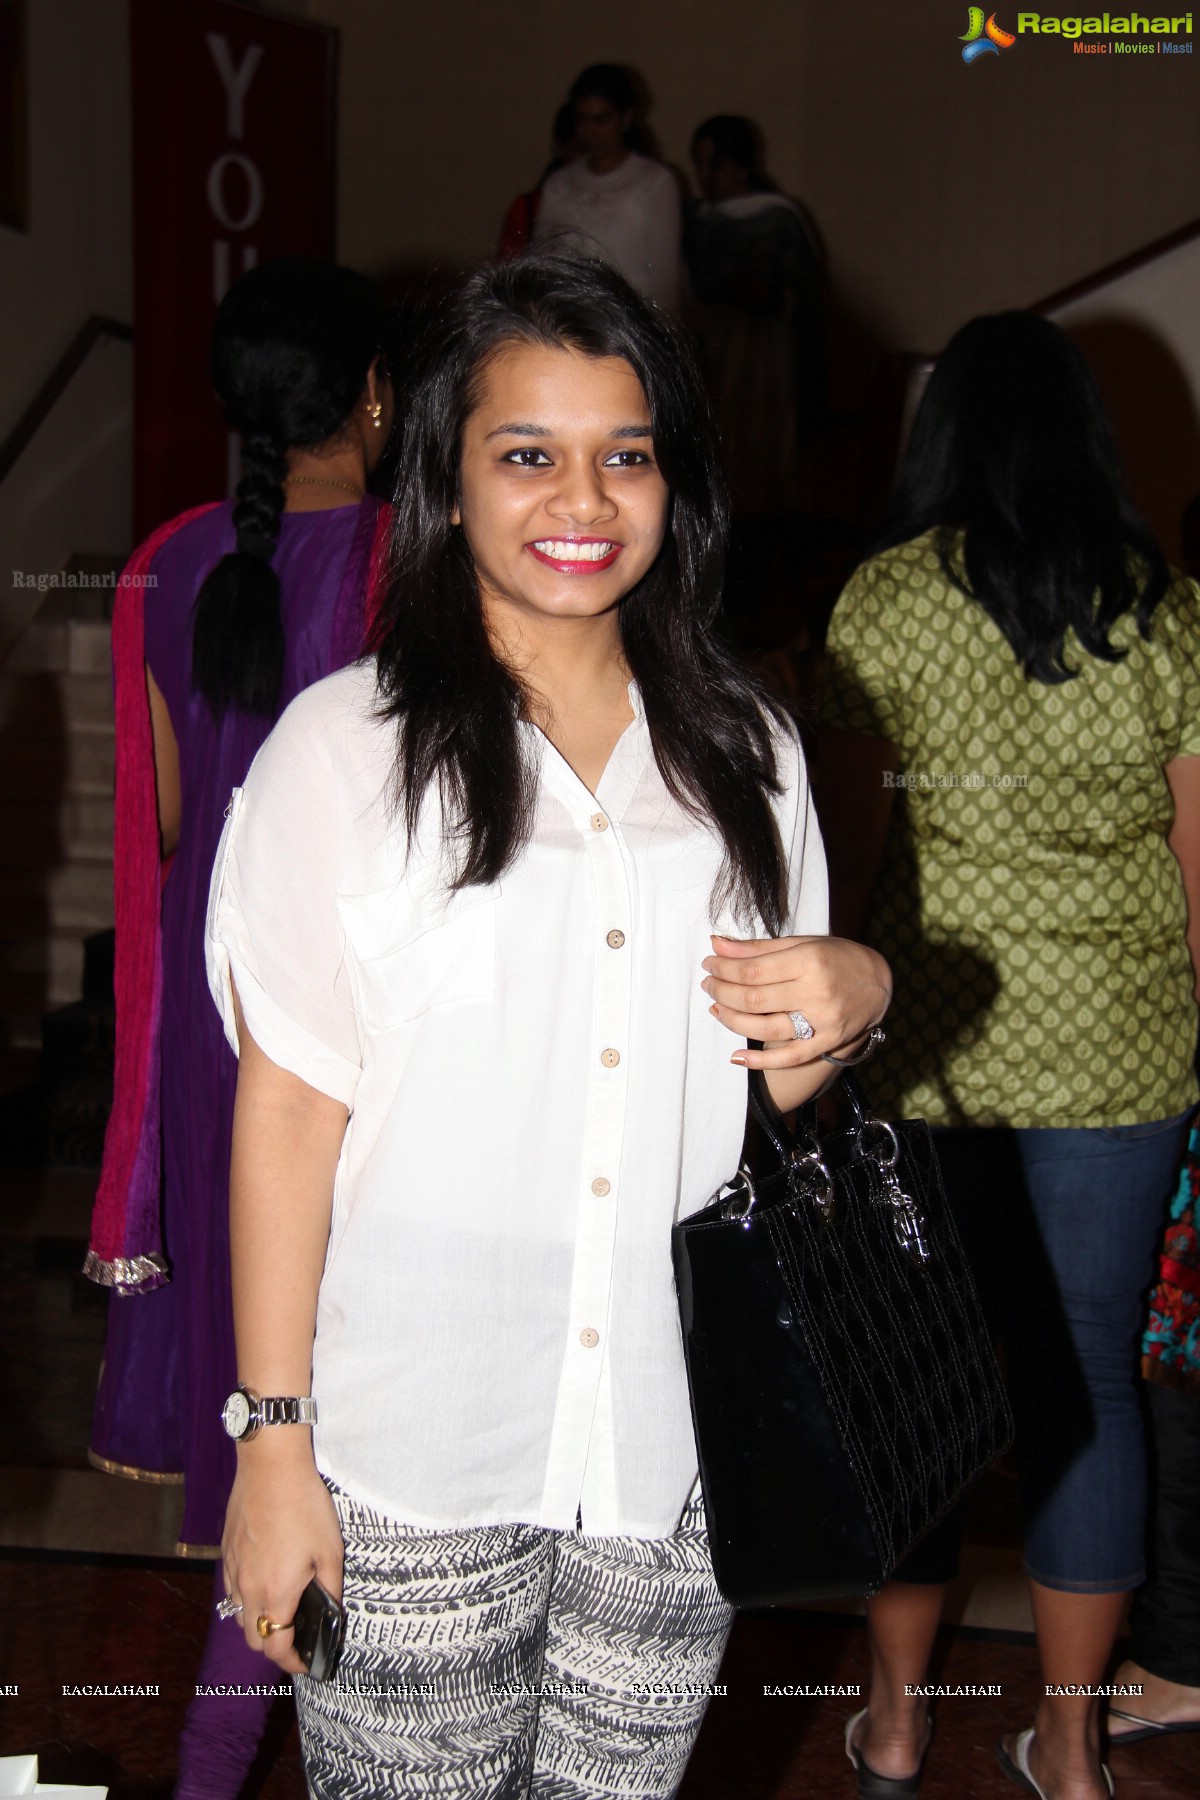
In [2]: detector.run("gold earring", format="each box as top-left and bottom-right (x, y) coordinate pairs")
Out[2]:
(369, 401), (383, 429)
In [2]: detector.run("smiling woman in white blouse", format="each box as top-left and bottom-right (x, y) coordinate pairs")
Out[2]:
(205, 253), (890, 1800)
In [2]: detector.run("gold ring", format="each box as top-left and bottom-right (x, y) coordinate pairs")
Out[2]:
(256, 1613), (294, 1638)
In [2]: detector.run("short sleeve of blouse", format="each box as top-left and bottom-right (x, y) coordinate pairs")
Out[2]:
(205, 691), (363, 1107)
(1155, 574), (1200, 761)
(821, 558), (909, 745)
(773, 720), (830, 937)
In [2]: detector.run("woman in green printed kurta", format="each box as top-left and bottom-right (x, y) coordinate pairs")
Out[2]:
(819, 314), (1200, 1800)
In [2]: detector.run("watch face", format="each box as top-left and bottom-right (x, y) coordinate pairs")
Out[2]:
(222, 1390), (252, 1439)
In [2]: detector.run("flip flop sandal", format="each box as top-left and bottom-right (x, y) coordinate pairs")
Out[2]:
(997, 1727), (1114, 1799)
(844, 1707), (930, 1799)
(1107, 1706), (1200, 1745)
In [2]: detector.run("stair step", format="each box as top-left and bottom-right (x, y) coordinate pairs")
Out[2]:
(0, 929), (114, 1027)
(0, 669), (115, 737)
(5, 579), (116, 675)
(42, 997), (115, 1085)
(58, 553), (125, 592)
(0, 792), (114, 867)
(0, 932), (86, 1011)
(0, 1045), (40, 1099)
(1, 930), (90, 971)
(0, 1016), (42, 1054)
(5, 616), (112, 677)
(6, 732), (114, 796)
(0, 860), (114, 936)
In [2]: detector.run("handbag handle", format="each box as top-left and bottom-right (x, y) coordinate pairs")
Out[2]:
(746, 1065), (885, 1172)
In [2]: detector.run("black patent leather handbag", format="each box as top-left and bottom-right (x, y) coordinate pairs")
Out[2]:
(672, 1070), (1013, 1607)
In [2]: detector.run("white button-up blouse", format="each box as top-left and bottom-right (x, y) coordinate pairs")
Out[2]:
(207, 663), (828, 1537)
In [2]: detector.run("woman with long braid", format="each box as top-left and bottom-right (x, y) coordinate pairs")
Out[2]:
(86, 258), (394, 1798)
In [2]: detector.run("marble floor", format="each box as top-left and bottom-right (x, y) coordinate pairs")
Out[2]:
(1, 1164), (1196, 1798)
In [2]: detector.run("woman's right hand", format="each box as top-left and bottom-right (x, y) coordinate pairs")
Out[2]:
(221, 1436), (344, 1675)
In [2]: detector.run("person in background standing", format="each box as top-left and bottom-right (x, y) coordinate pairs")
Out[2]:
(1106, 1118), (1200, 1752)
(497, 102), (580, 259)
(684, 115), (824, 524)
(818, 312), (1200, 1800)
(534, 64), (682, 311)
(1102, 487), (1200, 1752)
(85, 258), (394, 1799)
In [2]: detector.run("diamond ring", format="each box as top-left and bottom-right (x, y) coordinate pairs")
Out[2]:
(788, 1010), (815, 1042)
(216, 1596), (243, 1620)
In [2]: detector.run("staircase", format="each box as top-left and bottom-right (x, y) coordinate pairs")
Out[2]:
(0, 561), (120, 1154)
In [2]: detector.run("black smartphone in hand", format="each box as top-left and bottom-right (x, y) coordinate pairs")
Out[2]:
(292, 1577), (345, 1680)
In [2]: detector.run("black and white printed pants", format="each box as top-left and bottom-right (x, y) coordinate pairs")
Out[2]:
(294, 1485), (734, 1799)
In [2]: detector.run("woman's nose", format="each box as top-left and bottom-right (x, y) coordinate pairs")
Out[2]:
(548, 462), (617, 524)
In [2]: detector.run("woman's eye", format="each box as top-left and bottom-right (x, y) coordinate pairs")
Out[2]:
(604, 449), (651, 468)
(502, 448), (552, 467)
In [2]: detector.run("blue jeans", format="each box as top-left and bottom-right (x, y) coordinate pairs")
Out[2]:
(896, 1110), (1191, 1593)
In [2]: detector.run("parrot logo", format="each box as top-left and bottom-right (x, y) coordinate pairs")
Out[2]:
(961, 8), (1017, 60)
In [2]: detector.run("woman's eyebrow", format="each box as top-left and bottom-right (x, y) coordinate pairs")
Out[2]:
(484, 421), (546, 440)
(483, 421), (654, 441)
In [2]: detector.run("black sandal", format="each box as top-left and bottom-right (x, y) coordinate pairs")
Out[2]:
(844, 1708), (931, 1799)
(1107, 1704), (1200, 1746)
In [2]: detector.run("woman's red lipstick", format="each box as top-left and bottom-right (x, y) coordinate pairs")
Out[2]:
(526, 536), (622, 574)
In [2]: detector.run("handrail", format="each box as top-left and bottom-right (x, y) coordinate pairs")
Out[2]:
(1033, 216), (1200, 315)
(0, 314), (133, 488)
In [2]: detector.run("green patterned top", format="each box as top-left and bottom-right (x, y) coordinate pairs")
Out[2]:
(822, 529), (1200, 1128)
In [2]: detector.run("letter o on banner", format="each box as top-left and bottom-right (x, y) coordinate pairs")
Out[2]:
(206, 151), (264, 231)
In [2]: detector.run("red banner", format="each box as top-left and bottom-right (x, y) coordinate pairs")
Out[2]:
(130, 0), (337, 537)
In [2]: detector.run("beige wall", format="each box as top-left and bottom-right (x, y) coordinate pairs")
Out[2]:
(0, 0), (131, 426)
(305, 0), (1200, 381)
(1050, 234), (1200, 559)
(0, 0), (131, 654)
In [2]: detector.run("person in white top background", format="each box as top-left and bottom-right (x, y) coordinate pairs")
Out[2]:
(534, 65), (684, 313)
(206, 253), (889, 1799)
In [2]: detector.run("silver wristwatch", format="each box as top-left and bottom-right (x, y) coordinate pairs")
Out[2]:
(221, 1384), (317, 1442)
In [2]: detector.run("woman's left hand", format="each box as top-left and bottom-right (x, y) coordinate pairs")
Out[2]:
(702, 933), (891, 1108)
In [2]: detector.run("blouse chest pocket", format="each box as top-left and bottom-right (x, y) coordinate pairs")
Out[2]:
(336, 883), (496, 1032)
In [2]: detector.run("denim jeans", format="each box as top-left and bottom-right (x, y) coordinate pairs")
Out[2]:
(895, 1109), (1191, 1593)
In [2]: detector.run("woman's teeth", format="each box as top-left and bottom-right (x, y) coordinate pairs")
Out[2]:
(532, 540), (616, 561)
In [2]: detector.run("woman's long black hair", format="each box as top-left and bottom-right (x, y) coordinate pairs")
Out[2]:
(873, 311), (1169, 683)
(191, 258), (391, 716)
(372, 254), (789, 930)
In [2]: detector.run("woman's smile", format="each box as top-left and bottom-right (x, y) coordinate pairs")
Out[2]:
(526, 535), (623, 573)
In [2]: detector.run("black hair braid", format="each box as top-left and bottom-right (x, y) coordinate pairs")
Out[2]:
(190, 257), (392, 718)
(192, 426), (287, 718)
(232, 430), (287, 560)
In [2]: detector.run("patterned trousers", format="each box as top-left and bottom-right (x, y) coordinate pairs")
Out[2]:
(294, 1485), (734, 1799)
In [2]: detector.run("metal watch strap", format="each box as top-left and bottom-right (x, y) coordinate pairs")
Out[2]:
(257, 1396), (317, 1427)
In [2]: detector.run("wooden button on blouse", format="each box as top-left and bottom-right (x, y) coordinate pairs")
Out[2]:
(600, 1048), (621, 1068)
(606, 929), (625, 948)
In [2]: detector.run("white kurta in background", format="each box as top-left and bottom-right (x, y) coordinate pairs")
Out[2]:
(534, 153), (684, 312)
(207, 664), (827, 1536)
